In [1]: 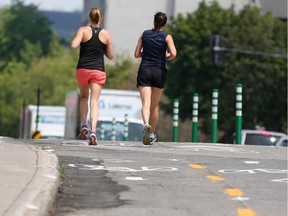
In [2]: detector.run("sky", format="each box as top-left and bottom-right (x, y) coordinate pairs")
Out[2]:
(0, 0), (83, 12)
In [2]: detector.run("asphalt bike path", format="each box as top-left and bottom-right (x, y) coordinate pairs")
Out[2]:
(1, 137), (286, 216)
(31, 139), (288, 216)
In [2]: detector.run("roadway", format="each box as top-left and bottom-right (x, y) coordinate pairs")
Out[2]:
(27, 139), (287, 216)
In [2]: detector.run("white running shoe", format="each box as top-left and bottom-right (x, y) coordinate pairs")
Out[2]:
(150, 133), (157, 144)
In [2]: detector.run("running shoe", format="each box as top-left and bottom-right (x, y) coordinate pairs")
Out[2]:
(150, 133), (157, 144)
(78, 126), (88, 140)
(89, 133), (98, 145)
(142, 124), (152, 145)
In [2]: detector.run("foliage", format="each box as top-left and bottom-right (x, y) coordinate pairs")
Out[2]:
(0, 0), (59, 67)
(0, 0), (150, 138)
(0, 1), (286, 142)
(0, 1), (80, 137)
(165, 2), (287, 142)
(0, 51), (77, 137)
(105, 54), (139, 90)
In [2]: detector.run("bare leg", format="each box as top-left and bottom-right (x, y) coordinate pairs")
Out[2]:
(138, 86), (152, 125)
(78, 84), (89, 126)
(89, 82), (102, 132)
(149, 87), (164, 133)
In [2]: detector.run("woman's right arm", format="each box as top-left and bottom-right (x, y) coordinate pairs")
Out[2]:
(103, 30), (114, 60)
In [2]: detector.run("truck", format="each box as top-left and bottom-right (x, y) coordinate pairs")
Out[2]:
(19, 105), (66, 139)
(64, 89), (143, 141)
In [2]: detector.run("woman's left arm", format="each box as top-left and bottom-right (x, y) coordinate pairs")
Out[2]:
(71, 27), (84, 49)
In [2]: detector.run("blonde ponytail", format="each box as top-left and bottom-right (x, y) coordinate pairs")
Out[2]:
(89, 8), (102, 25)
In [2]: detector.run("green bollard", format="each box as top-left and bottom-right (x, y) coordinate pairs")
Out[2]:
(111, 118), (116, 141)
(124, 114), (129, 141)
(100, 125), (105, 141)
(191, 93), (199, 142)
(211, 89), (218, 143)
(173, 99), (179, 142)
(235, 84), (242, 144)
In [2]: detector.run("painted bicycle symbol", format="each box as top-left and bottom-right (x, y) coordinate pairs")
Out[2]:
(218, 168), (288, 174)
(69, 164), (178, 172)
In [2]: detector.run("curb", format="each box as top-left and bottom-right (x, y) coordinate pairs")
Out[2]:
(4, 144), (60, 216)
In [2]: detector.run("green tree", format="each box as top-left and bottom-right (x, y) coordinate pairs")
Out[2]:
(105, 54), (139, 90)
(0, 1), (76, 137)
(0, 0), (56, 66)
(223, 6), (287, 136)
(164, 2), (287, 142)
(0, 50), (77, 137)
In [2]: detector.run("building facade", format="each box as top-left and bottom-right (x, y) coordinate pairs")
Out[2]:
(82, 0), (261, 56)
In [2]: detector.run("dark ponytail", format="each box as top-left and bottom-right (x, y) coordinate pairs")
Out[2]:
(154, 12), (167, 30)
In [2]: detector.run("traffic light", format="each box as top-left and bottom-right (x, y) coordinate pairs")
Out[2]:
(210, 35), (224, 66)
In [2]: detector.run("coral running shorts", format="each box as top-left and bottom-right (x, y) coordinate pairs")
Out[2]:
(76, 68), (106, 86)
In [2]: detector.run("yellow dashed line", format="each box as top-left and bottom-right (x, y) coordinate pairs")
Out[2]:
(237, 208), (255, 216)
(188, 163), (256, 215)
(207, 175), (224, 181)
(188, 164), (206, 169)
(225, 188), (244, 196)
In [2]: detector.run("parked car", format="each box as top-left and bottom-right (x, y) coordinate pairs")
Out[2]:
(231, 129), (288, 147)
(275, 136), (288, 147)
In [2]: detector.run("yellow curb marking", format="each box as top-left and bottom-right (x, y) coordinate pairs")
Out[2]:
(188, 164), (206, 169)
(237, 208), (255, 216)
(225, 188), (244, 196)
(207, 175), (224, 181)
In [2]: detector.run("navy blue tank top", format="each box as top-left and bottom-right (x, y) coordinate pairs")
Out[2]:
(141, 29), (168, 67)
(77, 26), (106, 71)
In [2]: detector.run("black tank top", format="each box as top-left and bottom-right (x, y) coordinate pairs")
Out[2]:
(77, 26), (106, 71)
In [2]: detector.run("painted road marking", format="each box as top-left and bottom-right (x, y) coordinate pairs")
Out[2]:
(26, 204), (39, 210)
(45, 149), (55, 152)
(119, 143), (138, 147)
(167, 159), (180, 161)
(176, 145), (259, 154)
(207, 175), (224, 181)
(244, 161), (260, 164)
(225, 188), (244, 196)
(271, 178), (288, 183)
(237, 208), (255, 216)
(188, 164), (206, 169)
(92, 158), (135, 163)
(69, 164), (178, 172)
(190, 162), (256, 215)
(232, 196), (250, 201)
(219, 168), (288, 174)
(126, 177), (146, 181)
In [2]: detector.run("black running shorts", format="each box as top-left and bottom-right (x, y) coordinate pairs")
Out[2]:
(136, 65), (167, 89)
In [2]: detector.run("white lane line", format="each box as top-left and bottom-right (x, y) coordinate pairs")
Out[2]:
(231, 196), (250, 201)
(126, 177), (146, 181)
(271, 178), (288, 183)
(45, 149), (55, 152)
(44, 174), (57, 179)
(244, 161), (260, 164)
(92, 159), (134, 163)
(26, 204), (39, 210)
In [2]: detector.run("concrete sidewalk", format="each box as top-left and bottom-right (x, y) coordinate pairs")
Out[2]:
(0, 136), (59, 216)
